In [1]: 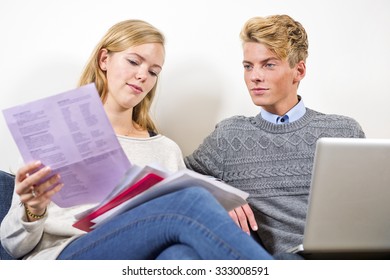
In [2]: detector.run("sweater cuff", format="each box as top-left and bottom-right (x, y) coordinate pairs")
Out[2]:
(19, 204), (47, 232)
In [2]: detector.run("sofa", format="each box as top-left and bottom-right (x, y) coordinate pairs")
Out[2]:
(0, 170), (15, 260)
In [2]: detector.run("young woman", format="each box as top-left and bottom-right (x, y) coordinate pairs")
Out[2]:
(0, 19), (273, 260)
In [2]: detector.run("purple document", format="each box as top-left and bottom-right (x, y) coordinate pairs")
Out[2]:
(2, 83), (131, 207)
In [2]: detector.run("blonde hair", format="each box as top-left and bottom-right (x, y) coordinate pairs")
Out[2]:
(240, 15), (308, 67)
(78, 19), (165, 133)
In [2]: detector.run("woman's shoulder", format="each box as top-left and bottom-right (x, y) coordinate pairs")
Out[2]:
(153, 134), (182, 150)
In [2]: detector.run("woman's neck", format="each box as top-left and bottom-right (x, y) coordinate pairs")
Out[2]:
(103, 100), (149, 138)
(108, 111), (149, 138)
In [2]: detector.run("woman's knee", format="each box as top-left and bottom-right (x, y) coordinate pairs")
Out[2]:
(179, 186), (213, 199)
(172, 187), (220, 207)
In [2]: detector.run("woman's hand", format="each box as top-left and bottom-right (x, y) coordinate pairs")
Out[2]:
(15, 161), (63, 221)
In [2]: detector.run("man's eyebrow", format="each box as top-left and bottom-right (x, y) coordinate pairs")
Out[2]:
(242, 57), (279, 65)
(242, 60), (253, 65)
(127, 53), (162, 69)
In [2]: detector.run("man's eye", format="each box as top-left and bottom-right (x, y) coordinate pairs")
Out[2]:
(265, 63), (275, 68)
(243, 64), (252, 70)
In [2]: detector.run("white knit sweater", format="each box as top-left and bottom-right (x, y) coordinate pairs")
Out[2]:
(0, 134), (185, 259)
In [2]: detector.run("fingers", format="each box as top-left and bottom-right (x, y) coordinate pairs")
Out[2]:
(241, 204), (258, 231)
(15, 161), (64, 222)
(43, 182), (64, 199)
(234, 206), (251, 234)
(15, 160), (42, 183)
(229, 205), (250, 234)
(228, 204), (259, 235)
(33, 173), (61, 197)
(16, 165), (51, 199)
(229, 209), (240, 227)
(15, 161), (62, 205)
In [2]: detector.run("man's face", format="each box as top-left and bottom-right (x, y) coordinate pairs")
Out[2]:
(242, 42), (305, 115)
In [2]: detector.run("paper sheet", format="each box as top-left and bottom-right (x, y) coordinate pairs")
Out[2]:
(2, 83), (131, 207)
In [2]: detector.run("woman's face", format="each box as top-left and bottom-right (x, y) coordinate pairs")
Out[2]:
(99, 43), (164, 111)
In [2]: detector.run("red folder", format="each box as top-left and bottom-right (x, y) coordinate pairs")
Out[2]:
(73, 173), (164, 232)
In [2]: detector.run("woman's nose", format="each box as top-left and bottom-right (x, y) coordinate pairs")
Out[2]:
(135, 68), (148, 81)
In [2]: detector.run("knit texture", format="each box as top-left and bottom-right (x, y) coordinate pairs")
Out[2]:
(185, 108), (365, 254)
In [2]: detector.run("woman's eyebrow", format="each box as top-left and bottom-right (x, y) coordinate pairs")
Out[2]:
(126, 53), (162, 69)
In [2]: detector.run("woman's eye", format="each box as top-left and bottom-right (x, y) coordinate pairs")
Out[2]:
(149, 71), (158, 77)
(128, 60), (139, 66)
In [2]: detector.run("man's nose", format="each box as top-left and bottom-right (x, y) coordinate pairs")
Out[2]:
(250, 66), (264, 82)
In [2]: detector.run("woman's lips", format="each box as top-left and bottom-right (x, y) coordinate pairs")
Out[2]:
(128, 84), (143, 94)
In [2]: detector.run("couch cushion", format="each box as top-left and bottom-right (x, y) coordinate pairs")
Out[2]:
(0, 170), (15, 260)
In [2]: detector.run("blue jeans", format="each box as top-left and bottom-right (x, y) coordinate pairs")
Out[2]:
(58, 187), (273, 260)
(0, 170), (16, 260)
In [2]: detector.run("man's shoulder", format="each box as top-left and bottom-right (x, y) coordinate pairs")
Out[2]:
(307, 108), (365, 136)
(215, 115), (256, 128)
(308, 108), (361, 125)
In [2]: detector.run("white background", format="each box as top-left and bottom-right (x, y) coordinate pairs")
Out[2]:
(1, 0), (389, 172)
(0, 259), (387, 278)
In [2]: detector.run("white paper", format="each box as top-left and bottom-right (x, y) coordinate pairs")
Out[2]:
(2, 83), (131, 207)
(89, 167), (249, 229)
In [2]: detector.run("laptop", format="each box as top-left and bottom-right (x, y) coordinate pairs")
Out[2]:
(288, 137), (390, 259)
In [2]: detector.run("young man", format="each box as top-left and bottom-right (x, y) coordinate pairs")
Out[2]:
(185, 15), (365, 255)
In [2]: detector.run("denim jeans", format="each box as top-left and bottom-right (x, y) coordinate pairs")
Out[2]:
(58, 187), (273, 260)
(0, 170), (15, 260)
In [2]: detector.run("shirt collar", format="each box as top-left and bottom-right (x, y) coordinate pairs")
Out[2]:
(260, 96), (306, 124)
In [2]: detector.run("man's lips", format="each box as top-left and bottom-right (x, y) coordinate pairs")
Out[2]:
(128, 84), (143, 94)
(251, 87), (269, 95)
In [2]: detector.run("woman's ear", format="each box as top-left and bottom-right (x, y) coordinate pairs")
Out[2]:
(293, 60), (306, 83)
(98, 48), (109, 71)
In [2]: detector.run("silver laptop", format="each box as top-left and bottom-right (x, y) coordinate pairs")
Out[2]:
(289, 137), (390, 259)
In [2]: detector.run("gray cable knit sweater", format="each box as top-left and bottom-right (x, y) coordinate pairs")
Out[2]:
(184, 108), (365, 255)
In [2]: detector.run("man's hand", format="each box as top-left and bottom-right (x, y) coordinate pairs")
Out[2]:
(229, 203), (258, 235)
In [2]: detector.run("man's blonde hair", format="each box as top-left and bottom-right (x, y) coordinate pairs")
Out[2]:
(240, 15), (308, 67)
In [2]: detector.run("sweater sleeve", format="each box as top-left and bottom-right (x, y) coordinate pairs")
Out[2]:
(353, 119), (366, 138)
(0, 190), (46, 259)
(337, 114), (366, 139)
(185, 122), (226, 180)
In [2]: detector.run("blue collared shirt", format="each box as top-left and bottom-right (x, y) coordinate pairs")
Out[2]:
(260, 96), (306, 124)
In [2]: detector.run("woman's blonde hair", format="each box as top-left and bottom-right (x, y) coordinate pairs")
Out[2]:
(240, 15), (308, 68)
(78, 19), (165, 133)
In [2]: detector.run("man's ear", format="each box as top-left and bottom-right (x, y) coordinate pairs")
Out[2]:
(293, 60), (306, 83)
(98, 48), (109, 71)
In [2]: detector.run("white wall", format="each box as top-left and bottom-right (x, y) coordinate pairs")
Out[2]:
(1, 0), (390, 172)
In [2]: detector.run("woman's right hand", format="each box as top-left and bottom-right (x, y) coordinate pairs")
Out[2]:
(15, 161), (63, 221)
